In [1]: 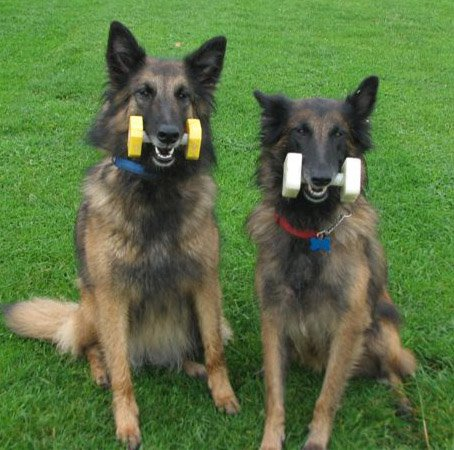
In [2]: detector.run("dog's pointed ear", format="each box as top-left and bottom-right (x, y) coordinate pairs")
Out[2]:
(346, 76), (379, 119)
(106, 21), (146, 88)
(345, 76), (379, 152)
(185, 36), (227, 91)
(254, 90), (271, 109)
(254, 90), (291, 146)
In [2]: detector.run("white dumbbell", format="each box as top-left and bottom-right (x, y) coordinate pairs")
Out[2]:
(282, 153), (362, 203)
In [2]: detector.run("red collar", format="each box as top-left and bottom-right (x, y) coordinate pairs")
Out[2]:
(274, 212), (319, 239)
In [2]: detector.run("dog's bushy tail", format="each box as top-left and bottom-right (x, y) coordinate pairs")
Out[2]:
(221, 315), (234, 344)
(393, 347), (417, 378)
(3, 298), (80, 354)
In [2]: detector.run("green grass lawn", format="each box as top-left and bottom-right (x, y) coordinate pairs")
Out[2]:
(1, 0), (453, 449)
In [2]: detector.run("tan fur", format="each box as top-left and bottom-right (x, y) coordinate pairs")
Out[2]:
(86, 344), (109, 387)
(260, 310), (286, 450)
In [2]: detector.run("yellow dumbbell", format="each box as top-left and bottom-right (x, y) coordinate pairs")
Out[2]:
(127, 116), (202, 160)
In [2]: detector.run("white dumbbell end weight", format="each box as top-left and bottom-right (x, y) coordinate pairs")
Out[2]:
(331, 157), (362, 203)
(282, 153), (302, 198)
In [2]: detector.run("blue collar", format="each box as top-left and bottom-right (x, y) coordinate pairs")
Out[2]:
(112, 156), (161, 181)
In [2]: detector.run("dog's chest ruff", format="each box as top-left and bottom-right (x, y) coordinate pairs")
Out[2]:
(271, 213), (356, 368)
(105, 213), (205, 368)
(111, 231), (203, 296)
(286, 307), (338, 371)
(81, 164), (217, 368)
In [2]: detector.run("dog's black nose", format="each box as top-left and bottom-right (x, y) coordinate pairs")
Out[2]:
(157, 125), (180, 145)
(311, 177), (332, 187)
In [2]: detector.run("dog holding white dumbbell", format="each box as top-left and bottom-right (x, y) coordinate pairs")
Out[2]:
(249, 76), (416, 450)
(282, 153), (361, 203)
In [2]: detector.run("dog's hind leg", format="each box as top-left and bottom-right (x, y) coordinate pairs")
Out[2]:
(183, 360), (207, 379)
(259, 310), (286, 450)
(193, 274), (240, 415)
(77, 287), (111, 388)
(94, 286), (141, 450)
(379, 321), (416, 418)
(360, 294), (416, 418)
(86, 344), (110, 389)
(183, 312), (235, 380)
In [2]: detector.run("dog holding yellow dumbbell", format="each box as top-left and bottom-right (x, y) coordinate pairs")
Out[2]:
(115, 115), (203, 178)
(125, 115), (202, 163)
(4, 21), (239, 449)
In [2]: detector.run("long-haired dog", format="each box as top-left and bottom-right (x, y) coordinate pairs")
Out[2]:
(249, 76), (416, 450)
(4, 21), (239, 448)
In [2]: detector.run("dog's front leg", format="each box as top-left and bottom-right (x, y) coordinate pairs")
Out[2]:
(95, 286), (141, 450)
(193, 275), (240, 414)
(303, 275), (369, 450)
(260, 310), (286, 450)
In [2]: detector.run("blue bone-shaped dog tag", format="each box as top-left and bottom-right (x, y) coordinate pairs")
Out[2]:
(309, 237), (331, 252)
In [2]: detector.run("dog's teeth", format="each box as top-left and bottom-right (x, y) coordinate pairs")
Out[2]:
(308, 185), (327, 197)
(154, 146), (175, 162)
(152, 146), (175, 168)
(304, 185), (329, 203)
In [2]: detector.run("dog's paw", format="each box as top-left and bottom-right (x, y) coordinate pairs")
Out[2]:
(260, 444), (283, 450)
(260, 431), (285, 450)
(208, 370), (240, 414)
(395, 398), (414, 420)
(127, 437), (142, 450)
(301, 441), (325, 450)
(214, 391), (240, 415)
(183, 360), (207, 380)
(94, 372), (111, 389)
(115, 398), (141, 450)
(116, 421), (141, 450)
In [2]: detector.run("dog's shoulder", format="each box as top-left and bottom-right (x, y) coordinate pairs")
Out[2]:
(247, 201), (278, 245)
(335, 195), (379, 247)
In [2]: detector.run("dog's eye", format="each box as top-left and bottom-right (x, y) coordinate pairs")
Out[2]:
(176, 88), (190, 101)
(296, 124), (311, 136)
(136, 86), (154, 99)
(332, 127), (345, 138)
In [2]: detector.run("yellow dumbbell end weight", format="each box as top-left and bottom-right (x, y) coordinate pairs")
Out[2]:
(128, 115), (144, 158)
(184, 119), (202, 160)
